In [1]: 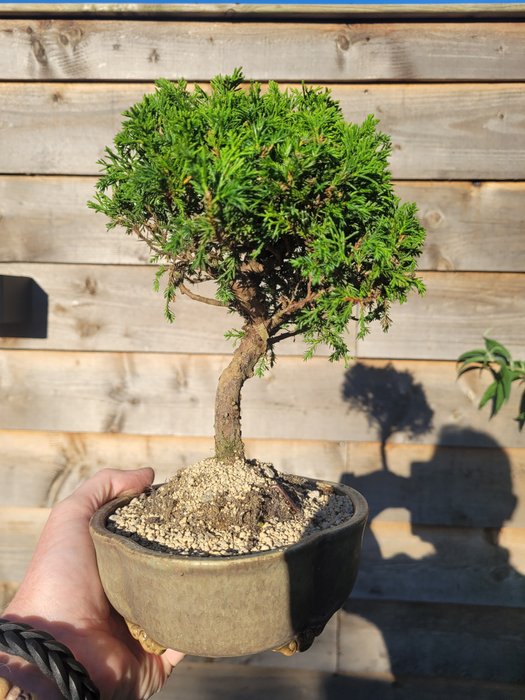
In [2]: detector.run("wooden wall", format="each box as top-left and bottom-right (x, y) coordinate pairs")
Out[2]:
(0, 5), (524, 699)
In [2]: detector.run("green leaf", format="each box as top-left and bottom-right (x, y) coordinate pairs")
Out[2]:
(493, 379), (507, 416)
(517, 390), (525, 431)
(499, 364), (512, 402)
(478, 381), (497, 411)
(457, 349), (487, 364)
(484, 337), (511, 365)
(457, 362), (483, 378)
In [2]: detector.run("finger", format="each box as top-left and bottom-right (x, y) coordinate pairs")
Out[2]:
(161, 648), (185, 669)
(63, 467), (155, 515)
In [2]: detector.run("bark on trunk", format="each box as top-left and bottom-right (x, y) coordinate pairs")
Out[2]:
(214, 323), (268, 463)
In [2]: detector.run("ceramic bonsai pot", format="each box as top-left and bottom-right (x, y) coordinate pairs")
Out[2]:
(89, 478), (367, 658)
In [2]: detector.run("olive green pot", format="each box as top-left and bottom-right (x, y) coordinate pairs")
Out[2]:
(89, 479), (367, 658)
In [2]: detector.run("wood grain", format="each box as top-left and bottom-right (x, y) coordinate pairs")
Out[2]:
(356, 271), (525, 360)
(345, 441), (525, 528)
(1, 432), (524, 527)
(0, 262), (356, 356)
(0, 431), (347, 508)
(2, 177), (524, 272)
(341, 599), (525, 683)
(1, 3), (524, 19)
(155, 661), (525, 700)
(355, 520), (525, 607)
(339, 83), (525, 181)
(396, 181), (525, 273)
(0, 352), (522, 447)
(1, 21), (524, 82)
(0, 506), (49, 582)
(0, 263), (522, 360)
(1, 83), (523, 179)
(0, 176), (147, 264)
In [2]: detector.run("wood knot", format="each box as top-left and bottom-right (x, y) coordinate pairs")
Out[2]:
(336, 34), (350, 51)
(30, 36), (47, 65)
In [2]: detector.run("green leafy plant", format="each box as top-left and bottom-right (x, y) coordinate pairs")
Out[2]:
(457, 337), (525, 430)
(89, 70), (426, 462)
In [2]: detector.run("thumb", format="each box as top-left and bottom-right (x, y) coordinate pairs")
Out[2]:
(63, 467), (155, 516)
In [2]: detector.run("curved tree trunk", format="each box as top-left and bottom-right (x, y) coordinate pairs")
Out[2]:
(214, 323), (268, 463)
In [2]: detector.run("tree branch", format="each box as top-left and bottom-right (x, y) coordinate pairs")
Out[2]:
(344, 293), (377, 305)
(269, 284), (322, 332)
(127, 225), (165, 258)
(268, 328), (303, 346)
(179, 283), (227, 307)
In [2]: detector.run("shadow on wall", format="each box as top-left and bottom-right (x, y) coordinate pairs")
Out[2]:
(341, 362), (434, 475)
(330, 363), (525, 697)
(0, 276), (48, 339)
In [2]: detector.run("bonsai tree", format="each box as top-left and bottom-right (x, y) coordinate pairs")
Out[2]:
(458, 337), (525, 430)
(89, 70), (426, 464)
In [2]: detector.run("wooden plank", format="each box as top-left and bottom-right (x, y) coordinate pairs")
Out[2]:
(1, 83), (524, 179)
(1, 21), (525, 82)
(0, 352), (522, 447)
(356, 271), (525, 360)
(355, 520), (525, 608)
(1, 3), (525, 19)
(0, 263), (238, 355)
(2, 178), (524, 272)
(0, 176), (146, 265)
(0, 506), (49, 581)
(0, 262), (355, 356)
(155, 662), (525, 700)
(340, 83), (525, 180)
(345, 442), (525, 528)
(1, 432), (524, 527)
(396, 181), (525, 273)
(340, 599), (525, 683)
(0, 431), (348, 507)
(0, 264), (522, 360)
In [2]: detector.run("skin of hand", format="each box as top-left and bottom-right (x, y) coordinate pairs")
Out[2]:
(2, 468), (184, 699)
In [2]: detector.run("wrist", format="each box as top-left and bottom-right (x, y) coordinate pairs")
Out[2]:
(0, 616), (99, 700)
(0, 650), (63, 699)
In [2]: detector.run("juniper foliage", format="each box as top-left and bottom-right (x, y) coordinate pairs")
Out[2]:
(89, 70), (426, 366)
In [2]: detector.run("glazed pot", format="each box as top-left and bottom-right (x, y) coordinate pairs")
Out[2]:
(89, 478), (367, 657)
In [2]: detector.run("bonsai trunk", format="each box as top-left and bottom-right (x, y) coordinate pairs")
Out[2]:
(214, 323), (268, 463)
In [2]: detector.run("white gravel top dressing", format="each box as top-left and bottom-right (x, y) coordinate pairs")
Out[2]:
(109, 458), (354, 557)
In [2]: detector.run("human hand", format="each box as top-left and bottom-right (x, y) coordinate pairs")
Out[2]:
(3, 468), (184, 699)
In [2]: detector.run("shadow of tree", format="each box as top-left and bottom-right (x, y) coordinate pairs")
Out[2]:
(332, 363), (525, 697)
(341, 363), (434, 472)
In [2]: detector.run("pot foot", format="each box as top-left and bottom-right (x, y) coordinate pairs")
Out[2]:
(273, 622), (327, 656)
(125, 620), (166, 655)
(273, 639), (299, 656)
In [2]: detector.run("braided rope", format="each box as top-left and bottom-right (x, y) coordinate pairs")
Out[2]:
(0, 619), (99, 700)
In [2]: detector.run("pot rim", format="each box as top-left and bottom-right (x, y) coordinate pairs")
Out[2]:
(89, 478), (368, 565)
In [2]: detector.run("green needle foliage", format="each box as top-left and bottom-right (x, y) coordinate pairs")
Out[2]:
(458, 337), (525, 431)
(89, 70), (426, 461)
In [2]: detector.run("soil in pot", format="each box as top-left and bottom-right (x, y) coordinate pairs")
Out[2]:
(108, 458), (354, 557)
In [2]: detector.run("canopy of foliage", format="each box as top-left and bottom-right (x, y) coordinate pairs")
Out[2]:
(90, 70), (425, 364)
